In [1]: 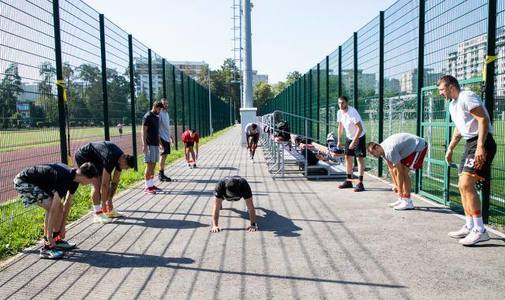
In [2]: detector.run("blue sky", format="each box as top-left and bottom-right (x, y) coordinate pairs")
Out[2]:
(84, 0), (397, 83)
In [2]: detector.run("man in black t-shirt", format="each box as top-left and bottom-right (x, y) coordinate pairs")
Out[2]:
(75, 141), (135, 223)
(142, 101), (164, 194)
(13, 162), (98, 259)
(210, 176), (257, 233)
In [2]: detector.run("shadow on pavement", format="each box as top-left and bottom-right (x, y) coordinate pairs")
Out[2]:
(67, 250), (194, 268)
(115, 217), (208, 229)
(223, 207), (302, 237)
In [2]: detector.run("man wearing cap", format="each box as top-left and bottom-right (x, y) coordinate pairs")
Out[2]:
(75, 141), (135, 223)
(210, 176), (258, 233)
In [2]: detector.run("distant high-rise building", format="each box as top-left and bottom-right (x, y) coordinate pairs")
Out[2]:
(169, 61), (208, 81)
(252, 70), (268, 87)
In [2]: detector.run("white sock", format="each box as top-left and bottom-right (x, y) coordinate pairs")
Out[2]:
(145, 180), (149, 188)
(148, 179), (154, 187)
(93, 205), (102, 214)
(472, 216), (485, 232)
(465, 215), (473, 229)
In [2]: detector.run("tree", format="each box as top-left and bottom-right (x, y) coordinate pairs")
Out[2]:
(253, 81), (273, 108)
(271, 81), (286, 96)
(286, 71), (302, 86)
(0, 63), (23, 128)
(36, 62), (58, 125)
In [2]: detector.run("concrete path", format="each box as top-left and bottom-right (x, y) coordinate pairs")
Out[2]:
(1, 126), (504, 299)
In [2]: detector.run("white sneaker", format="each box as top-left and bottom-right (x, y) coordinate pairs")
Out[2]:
(459, 228), (490, 246)
(93, 213), (112, 224)
(448, 225), (471, 239)
(394, 199), (414, 210)
(388, 198), (403, 207)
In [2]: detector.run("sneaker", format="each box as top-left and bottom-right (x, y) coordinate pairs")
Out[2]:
(158, 173), (172, 182)
(388, 198), (403, 207)
(40, 247), (64, 259)
(394, 199), (414, 210)
(55, 239), (77, 250)
(448, 225), (471, 239)
(338, 180), (353, 189)
(93, 213), (112, 224)
(144, 187), (156, 194)
(354, 182), (365, 192)
(152, 185), (162, 192)
(459, 228), (490, 246)
(105, 209), (124, 218)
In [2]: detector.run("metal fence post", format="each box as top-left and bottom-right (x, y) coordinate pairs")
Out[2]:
(99, 14), (110, 141)
(325, 55), (329, 138)
(162, 58), (167, 98)
(338, 46), (342, 97)
(128, 34), (138, 170)
(52, 0), (68, 164)
(181, 72), (185, 131)
(378, 11), (385, 177)
(482, 0), (497, 223)
(415, 0), (425, 193)
(172, 65), (178, 150)
(317, 64), (320, 141)
(148, 49), (153, 106)
(353, 32), (358, 109)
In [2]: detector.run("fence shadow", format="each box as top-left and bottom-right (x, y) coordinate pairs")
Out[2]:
(67, 250), (194, 268)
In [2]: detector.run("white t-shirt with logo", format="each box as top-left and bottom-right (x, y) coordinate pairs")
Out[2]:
(337, 106), (366, 140)
(449, 90), (494, 140)
(244, 123), (258, 135)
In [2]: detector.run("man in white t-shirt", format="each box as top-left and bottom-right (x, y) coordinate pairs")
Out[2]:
(158, 98), (173, 182)
(438, 75), (496, 246)
(367, 133), (428, 210)
(336, 96), (367, 192)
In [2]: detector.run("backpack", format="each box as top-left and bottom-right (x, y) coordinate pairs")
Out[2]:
(300, 149), (319, 166)
(274, 121), (291, 141)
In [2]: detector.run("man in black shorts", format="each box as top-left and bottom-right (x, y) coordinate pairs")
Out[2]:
(14, 162), (98, 259)
(438, 75), (496, 246)
(75, 141), (135, 223)
(244, 122), (260, 161)
(210, 176), (258, 233)
(336, 96), (367, 192)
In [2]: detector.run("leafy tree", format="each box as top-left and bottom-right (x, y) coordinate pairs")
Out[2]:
(0, 63), (23, 128)
(286, 71), (302, 86)
(253, 81), (274, 108)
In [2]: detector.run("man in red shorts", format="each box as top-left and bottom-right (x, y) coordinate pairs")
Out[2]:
(367, 133), (427, 210)
(182, 128), (200, 168)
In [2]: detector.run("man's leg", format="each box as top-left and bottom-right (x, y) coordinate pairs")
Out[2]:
(394, 165), (414, 210)
(354, 157), (365, 192)
(338, 155), (354, 189)
(457, 174), (490, 245)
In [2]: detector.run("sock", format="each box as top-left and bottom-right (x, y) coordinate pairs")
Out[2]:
(472, 216), (485, 232)
(465, 215), (473, 229)
(359, 176), (363, 182)
(403, 193), (411, 200)
(52, 232), (60, 238)
(148, 179), (154, 187)
(160, 169), (164, 174)
(94, 205), (102, 214)
(347, 174), (352, 180)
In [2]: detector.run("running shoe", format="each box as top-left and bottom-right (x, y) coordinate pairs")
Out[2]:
(354, 182), (365, 192)
(158, 173), (172, 182)
(55, 239), (77, 250)
(393, 199), (414, 210)
(40, 247), (64, 259)
(338, 180), (353, 189)
(388, 198), (403, 208)
(152, 185), (163, 192)
(105, 210), (124, 218)
(459, 228), (490, 246)
(93, 213), (112, 224)
(448, 225), (471, 239)
(144, 187), (157, 194)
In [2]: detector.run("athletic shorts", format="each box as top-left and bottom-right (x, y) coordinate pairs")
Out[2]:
(344, 135), (366, 157)
(13, 176), (53, 207)
(144, 145), (160, 163)
(459, 134), (496, 183)
(247, 134), (259, 145)
(161, 138), (171, 155)
(75, 152), (103, 175)
(185, 141), (195, 148)
(401, 146), (428, 170)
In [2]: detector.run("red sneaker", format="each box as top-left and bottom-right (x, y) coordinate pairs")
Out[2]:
(144, 187), (156, 194)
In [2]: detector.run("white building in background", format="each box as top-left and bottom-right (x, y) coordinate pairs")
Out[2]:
(169, 61), (208, 81)
(446, 34), (487, 81)
(252, 70), (268, 87)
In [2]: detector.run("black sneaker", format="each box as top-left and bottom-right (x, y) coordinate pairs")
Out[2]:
(158, 173), (172, 182)
(354, 182), (365, 192)
(338, 180), (353, 189)
(40, 246), (64, 259)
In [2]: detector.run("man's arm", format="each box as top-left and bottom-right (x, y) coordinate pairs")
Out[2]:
(142, 125), (148, 154)
(349, 122), (363, 149)
(210, 197), (223, 232)
(59, 192), (74, 239)
(100, 169), (111, 206)
(245, 197), (257, 232)
(108, 169), (121, 201)
(445, 127), (462, 164)
(337, 122), (344, 147)
(470, 106), (490, 169)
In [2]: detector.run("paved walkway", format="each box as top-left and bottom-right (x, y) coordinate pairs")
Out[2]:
(1, 126), (504, 299)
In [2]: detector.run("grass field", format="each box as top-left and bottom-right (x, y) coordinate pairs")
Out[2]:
(0, 127), (231, 260)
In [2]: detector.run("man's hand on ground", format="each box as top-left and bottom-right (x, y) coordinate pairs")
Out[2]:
(210, 226), (221, 233)
(247, 224), (258, 232)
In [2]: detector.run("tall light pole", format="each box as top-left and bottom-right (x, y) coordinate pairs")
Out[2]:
(240, 0), (256, 145)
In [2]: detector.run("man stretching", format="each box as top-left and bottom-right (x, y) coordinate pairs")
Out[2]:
(245, 122), (260, 161)
(367, 133), (428, 210)
(210, 176), (258, 233)
(14, 162), (98, 259)
(75, 141), (135, 222)
(182, 128), (200, 168)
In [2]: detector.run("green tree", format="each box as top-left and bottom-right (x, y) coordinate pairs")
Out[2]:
(77, 64), (102, 125)
(271, 81), (286, 96)
(107, 68), (130, 125)
(286, 71), (302, 86)
(0, 64), (23, 128)
(253, 81), (274, 108)
(36, 62), (58, 125)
